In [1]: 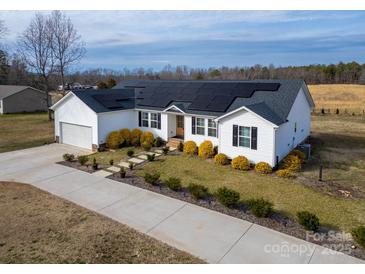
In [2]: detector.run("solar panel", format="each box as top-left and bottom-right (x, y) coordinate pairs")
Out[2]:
(135, 82), (280, 112)
(93, 93), (131, 109)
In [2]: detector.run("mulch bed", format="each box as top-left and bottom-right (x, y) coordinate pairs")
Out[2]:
(107, 170), (365, 261)
(57, 160), (110, 173)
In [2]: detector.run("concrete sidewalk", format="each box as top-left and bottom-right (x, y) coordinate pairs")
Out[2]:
(0, 144), (363, 264)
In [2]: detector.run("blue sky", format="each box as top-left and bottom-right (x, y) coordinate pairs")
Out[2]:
(1, 10), (365, 71)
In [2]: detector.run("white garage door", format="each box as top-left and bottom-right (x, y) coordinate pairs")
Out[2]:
(60, 122), (92, 149)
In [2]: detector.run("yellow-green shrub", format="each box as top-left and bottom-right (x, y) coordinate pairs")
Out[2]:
(214, 153), (229, 165)
(254, 162), (273, 174)
(183, 140), (197, 156)
(276, 169), (294, 178)
(198, 140), (214, 158)
(140, 131), (154, 145)
(106, 131), (120, 149)
(283, 155), (302, 172)
(119, 128), (131, 145)
(289, 149), (305, 163)
(231, 156), (250, 171)
(131, 128), (143, 146)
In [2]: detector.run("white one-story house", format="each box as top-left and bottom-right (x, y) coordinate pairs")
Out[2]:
(50, 80), (314, 167)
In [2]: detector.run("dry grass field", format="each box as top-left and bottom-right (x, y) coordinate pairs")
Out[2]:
(0, 182), (203, 264)
(308, 84), (365, 114)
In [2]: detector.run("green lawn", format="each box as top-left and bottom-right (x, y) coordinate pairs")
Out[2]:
(0, 113), (54, 153)
(87, 147), (143, 165)
(139, 155), (365, 232)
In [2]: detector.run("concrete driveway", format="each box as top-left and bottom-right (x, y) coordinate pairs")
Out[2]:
(0, 144), (363, 264)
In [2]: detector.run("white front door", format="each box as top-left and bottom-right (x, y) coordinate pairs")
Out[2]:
(60, 122), (92, 149)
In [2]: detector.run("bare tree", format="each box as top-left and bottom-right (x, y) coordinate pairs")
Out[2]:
(17, 13), (55, 120)
(49, 11), (85, 93)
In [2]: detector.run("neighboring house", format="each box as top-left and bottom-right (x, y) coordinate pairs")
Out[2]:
(0, 85), (48, 114)
(50, 80), (314, 166)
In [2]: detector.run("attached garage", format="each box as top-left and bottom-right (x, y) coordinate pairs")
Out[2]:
(60, 122), (92, 149)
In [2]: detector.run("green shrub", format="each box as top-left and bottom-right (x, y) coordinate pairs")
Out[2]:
(140, 131), (154, 145)
(154, 137), (165, 147)
(231, 156), (250, 171)
(178, 142), (184, 152)
(247, 198), (273, 217)
(215, 187), (240, 208)
(297, 211), (320, 231)
(183, 141), (197, 156)
(92, 157), (98, 170)
(109, 159), (114, 166)
(198, 140), (214, 158)
(165, 177), (182, 191)
(144, 172), (160, 185)
(147, 154), (155, 161)
(131, 136), (140, 147)
(129, 162), (134, 170)
(276, 169), (294, 178)
(106, 131), (120, 149)
(162, 146), (169, 155)
(127, 149), (134, 157)
(119, 128), (131, 145)
(120, 167), (126, 178)
(77, 155), (88, 166)
(63, 153), (75, 162)
(187, 183), (209, 200)
(142, 141), (152, 151)
(351, 226), (365, 249)
(254, 162), (273, 174)
(214, 153), (229, 165)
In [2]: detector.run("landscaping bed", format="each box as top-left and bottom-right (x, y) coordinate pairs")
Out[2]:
(107, 169), (365, 261)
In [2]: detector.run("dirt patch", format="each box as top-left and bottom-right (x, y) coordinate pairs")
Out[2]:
(0, 181), (203, 264)
(107, 172), (365, 261)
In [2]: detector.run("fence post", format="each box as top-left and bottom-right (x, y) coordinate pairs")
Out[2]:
(319, 165), (323, 182)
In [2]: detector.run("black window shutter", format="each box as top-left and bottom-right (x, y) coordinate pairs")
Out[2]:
(138, 111), (142, 127)
(251, 127), (257, 150)
(192, 117), (196, 135)
(157, 113), (161, 129)
(232, 125), (238, 146)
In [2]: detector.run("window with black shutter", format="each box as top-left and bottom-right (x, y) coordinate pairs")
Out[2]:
(138, 111), (142, 127)
(157, 113), (161, 129)
(192, 117), (196, 135)
(232, 125), (238, 146)
(251, 127), (257, 150)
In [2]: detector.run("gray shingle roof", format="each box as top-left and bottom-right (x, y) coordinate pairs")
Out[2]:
(0, 85), (44, 100)
(116, 80), (313, 125)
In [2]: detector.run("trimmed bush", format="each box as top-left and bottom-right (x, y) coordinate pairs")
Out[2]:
(63, 153), (75, 162)
(142, 141), (152, 151)
(106, 131), (120, 149)
(283, 155), (302, 172)
(187, 183), (209, 200)
(215, 187), (240, 208)
(109, 159), (114, 166)
(254, 162), (273, 174)
(214, 153), (229, 165)
(92, 157), (98, 170)
(198, 140), (214, 158)
(77, 155), (88, 166)
(289, 149), (306, 162)
(297, 211), (320, 231)
(154, 137), (165, 147)
(276, 169), (294, 178)
(165, 177), (182, 191)
(162, 146), (169, 155)
(147, 154), (155, 161)
(131, 128), (143, 146)
(144, 172), (160, 185)
(231, 156), (250, 171)
(129, 162), (134, 170)
(140, 131), (154, 145)
(247, 198), (273, 217)
(183, 141), (197, 156)
(351, 226), (365, 249)
(178, 142), (184, 152)
(127, 149), (134, 157)
(120, 167), (126, 178)
(119, 128), (131, 145)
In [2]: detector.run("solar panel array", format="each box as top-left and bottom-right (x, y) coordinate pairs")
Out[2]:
(136, 82), (280, 112)
(92, 93), (132, 109)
